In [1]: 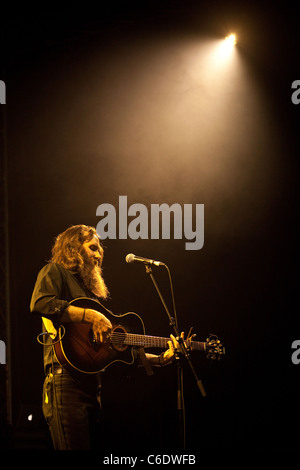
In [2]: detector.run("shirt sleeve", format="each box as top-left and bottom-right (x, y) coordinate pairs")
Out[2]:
(30, 263), (69, 322)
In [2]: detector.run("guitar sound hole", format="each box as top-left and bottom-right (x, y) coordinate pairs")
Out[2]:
(111, 326), (128, 352)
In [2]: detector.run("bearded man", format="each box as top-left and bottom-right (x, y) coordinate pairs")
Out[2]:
(30, 225), (177, 450)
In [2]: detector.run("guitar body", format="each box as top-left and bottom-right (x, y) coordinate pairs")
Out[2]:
(54, 297), (145, 374)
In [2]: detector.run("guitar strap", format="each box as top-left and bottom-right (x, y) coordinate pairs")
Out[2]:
(137, 347), (154, 376)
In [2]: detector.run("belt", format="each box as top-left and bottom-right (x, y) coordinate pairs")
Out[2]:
(46, 364), (64, 375)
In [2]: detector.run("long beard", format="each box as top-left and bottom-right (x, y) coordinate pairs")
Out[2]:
(79, 255), (109, 299)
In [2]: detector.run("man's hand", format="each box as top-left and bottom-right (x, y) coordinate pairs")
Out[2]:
(160, 332), (185, 365)
(62, 305), (112, 343)
(89, 309), (112, 343)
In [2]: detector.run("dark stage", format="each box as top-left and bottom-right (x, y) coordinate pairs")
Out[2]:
(1, 0), (299, 462)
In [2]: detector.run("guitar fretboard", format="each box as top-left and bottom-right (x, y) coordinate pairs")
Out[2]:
(110, 331), (206, 351)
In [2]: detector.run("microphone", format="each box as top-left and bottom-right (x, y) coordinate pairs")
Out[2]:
(125, 253), (164, 267)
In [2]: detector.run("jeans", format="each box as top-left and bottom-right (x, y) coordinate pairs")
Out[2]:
(42, 366), (102, 450)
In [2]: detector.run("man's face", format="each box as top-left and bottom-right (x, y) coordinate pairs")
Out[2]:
(78, 235), (109, 299)
(80, 237), (102, 268)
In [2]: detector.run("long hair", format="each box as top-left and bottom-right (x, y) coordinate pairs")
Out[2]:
(50, 225), (104, 271)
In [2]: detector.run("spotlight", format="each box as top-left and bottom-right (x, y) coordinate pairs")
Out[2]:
(224, 34), (237, 47)
(213, 33), (237, 63)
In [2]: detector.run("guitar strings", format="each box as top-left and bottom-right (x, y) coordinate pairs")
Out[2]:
(108, 331), (207, 351)
(109, 331), (169, 346)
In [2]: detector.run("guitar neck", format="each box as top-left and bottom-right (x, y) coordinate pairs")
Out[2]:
(116, 332), (206, 351)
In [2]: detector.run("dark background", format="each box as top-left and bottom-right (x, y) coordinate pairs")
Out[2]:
(2, 0), (299, 457)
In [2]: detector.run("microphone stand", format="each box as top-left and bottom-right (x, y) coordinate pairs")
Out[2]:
(144, 265), (207, 449)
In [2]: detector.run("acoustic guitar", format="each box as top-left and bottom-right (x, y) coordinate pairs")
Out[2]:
(51, 297), (225, 374)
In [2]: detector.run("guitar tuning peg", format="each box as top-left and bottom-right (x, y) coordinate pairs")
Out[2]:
(187, 327), (193, 336)
(187, 327), (195, 340)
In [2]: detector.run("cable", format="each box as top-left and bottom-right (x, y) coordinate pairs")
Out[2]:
(37, 324), (67, 448)
(36, 325), (65, 346)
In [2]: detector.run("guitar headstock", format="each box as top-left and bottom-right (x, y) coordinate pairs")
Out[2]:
(206, 334), (225, 360)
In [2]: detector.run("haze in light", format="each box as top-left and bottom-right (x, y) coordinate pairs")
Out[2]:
(28, 30), (282, 238)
